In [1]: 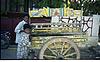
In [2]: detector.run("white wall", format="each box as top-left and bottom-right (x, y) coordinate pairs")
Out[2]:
(87, 15), (100, 47)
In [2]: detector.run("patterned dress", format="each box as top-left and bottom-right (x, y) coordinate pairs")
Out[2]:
(17, 32), (31, 59)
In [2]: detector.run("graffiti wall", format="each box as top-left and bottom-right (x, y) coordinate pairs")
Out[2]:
(29, 7), (82, 17)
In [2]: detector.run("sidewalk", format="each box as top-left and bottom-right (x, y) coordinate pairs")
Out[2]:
(1, 45), (17, 59)
(1, 45), (100, 60)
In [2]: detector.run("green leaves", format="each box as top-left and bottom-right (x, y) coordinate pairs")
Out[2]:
(33, 0), (63, 8)
(32, 0), (100, 15)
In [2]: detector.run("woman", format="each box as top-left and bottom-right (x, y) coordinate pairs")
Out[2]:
(17, 24), (31, 59)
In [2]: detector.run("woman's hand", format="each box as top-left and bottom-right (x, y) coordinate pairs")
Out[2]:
(24, 28), (31, 34)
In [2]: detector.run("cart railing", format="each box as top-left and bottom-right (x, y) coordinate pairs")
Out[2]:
(31, 22), (82, 34)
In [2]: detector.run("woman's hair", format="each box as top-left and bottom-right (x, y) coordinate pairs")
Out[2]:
(19, 14), (29, 21)
(22, 14), (29, 18)
(23, 24), (31, 30)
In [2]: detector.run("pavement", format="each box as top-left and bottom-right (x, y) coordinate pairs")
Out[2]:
(1, 45), (100, 60)
(1, 45), (17, 59)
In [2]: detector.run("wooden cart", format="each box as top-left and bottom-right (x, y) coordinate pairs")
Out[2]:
(30, 16), (99, 60)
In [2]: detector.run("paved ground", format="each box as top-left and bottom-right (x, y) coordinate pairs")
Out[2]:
(1, 45), (100, 60)
(1, 45), (17, 59)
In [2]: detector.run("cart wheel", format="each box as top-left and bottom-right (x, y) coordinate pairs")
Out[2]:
(39, 37), (80, 60)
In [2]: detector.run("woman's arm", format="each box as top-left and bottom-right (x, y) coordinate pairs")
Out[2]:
(14, 22), (24, 33)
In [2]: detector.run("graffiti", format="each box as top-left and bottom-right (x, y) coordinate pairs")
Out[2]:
(60, 16), (93, 36)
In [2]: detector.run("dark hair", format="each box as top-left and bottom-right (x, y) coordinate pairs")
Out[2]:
(22, 14), (29, 18)
(23, 24), (31, 30)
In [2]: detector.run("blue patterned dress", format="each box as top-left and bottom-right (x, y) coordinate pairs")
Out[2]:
(17, 32), (31, 59)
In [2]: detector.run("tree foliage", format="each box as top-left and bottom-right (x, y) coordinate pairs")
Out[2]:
(32, 0), (100, 16)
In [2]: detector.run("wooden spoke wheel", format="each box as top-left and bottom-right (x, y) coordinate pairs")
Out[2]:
(39, 37), (80, 60)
